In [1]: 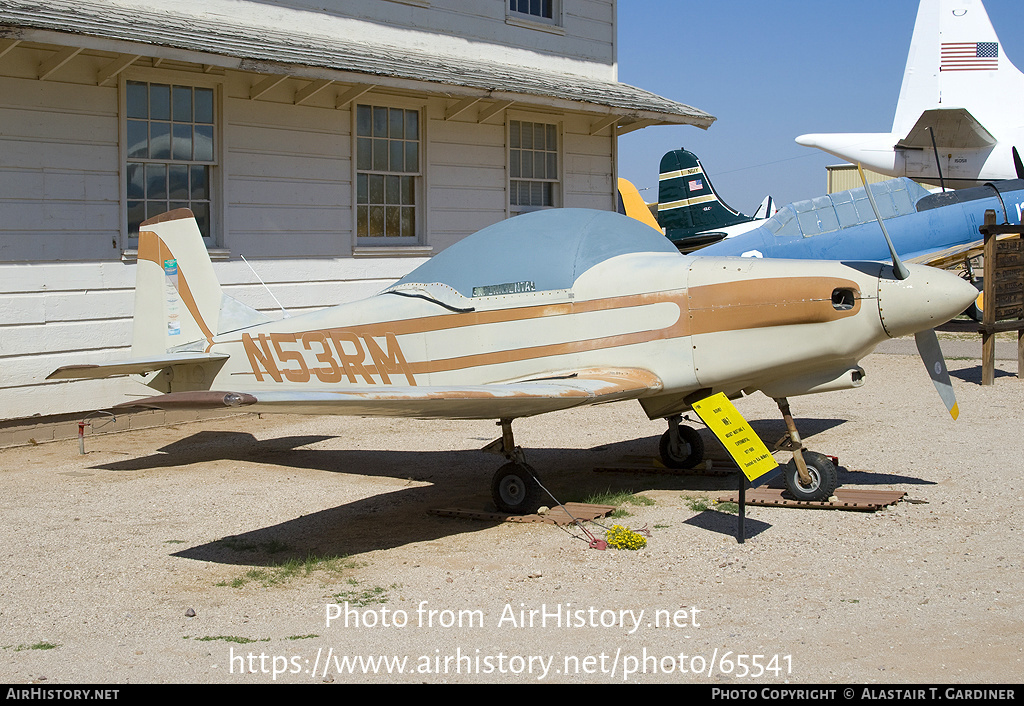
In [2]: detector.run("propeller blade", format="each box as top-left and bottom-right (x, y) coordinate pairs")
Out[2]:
(1014, 146), (1024, 180)
(858, 164), (910, 280)
(914, 329), (960, 420)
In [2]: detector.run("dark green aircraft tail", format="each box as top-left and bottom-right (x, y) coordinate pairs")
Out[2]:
(657, 148), (752, 250)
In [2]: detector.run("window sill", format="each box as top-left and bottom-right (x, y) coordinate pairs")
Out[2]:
(505, 15), (565, 35)
(122, 248), (231, 262)
(510, 205), (556, 216)
(353, 245), (434, 258)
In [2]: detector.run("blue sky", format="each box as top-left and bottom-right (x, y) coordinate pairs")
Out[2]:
(616, 0), (1024, 213)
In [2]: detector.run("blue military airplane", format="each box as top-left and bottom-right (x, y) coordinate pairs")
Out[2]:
(695, 176), (1024, 268)
(690, 176), (1024, 322)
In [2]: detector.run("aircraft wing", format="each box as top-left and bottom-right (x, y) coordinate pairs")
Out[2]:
(896, 108), (996, 150)
(904, 240), (984, 269)
(111, 368), (664, 420)
(904, 231), (1022, 269)
(46, 352), (230, 380)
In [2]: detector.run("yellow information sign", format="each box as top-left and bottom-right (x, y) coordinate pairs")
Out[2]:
(691, 392), (778, 483)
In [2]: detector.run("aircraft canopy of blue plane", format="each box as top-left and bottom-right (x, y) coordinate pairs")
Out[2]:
(696, 177), (1024, 263)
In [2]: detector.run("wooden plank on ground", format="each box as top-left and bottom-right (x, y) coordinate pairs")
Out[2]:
(718, 487), (906, 511)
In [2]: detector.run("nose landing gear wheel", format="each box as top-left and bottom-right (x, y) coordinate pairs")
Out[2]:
(658, 425), (705, 469)
(782, 451), (837, 502)
(491, 462), (544, 515)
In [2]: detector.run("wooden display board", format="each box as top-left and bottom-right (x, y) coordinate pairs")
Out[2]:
(978, 210), (1024, 385)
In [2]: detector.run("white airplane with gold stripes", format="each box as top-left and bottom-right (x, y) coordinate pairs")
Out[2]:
(49, 208), (977, 513)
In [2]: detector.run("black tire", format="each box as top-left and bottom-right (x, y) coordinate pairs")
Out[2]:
(782, 451), (837, 502)
(491, 462), (544, 514)
(658, 425), (705, 469)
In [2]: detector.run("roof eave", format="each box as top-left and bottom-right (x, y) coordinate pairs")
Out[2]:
(1, 15), (714, 130)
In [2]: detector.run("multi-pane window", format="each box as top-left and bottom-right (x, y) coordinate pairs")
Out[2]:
(510, 0), (554, 21)
(126, 81), (215, 240)
(356, 105), (420, 241)
(510, 120), (558, 209)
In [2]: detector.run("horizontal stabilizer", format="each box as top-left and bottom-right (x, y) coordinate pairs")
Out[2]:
(46, 352), (229, 380)
(896, 108), (996, 150)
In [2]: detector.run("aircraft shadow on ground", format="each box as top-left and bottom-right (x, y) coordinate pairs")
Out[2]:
(84, 420), (933, 565)
(737, 418), (936, 487)
(90, 432), (340, 472)
(950, 365), (1018, 384)
(683, 510), (771, 540)
(163, 432), (755, 566)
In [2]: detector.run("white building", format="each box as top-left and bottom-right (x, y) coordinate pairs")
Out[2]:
(0, 0), (713, 422)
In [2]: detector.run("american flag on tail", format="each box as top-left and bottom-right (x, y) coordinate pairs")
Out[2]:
(940, 42), (999, 71)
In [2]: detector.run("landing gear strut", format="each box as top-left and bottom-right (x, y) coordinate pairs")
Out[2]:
(482, 418), (544, 514)
(773, 397), (837, 502)
(658, 414), (705, 469)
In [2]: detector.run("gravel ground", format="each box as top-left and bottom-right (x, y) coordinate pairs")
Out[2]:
(0, 350), (1021, 685)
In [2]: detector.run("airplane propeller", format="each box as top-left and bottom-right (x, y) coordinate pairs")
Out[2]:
(1013, 146), (1024, 180)
(857, 164), (910, 281)
(914, 330), (960, 420)
(858, 164), (960, 420)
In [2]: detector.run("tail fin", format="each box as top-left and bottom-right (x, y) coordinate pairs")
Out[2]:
(657, 148), (750, 247)
(133, 209), (268, 356)
(616, 177), (662, 231)
(752, 195), (777, 220)
(893, 0), (1023, 139)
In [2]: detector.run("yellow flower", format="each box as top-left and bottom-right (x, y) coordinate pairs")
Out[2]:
(605, 525), (647, 550)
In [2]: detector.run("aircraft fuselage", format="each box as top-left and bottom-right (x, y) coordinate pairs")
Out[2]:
(165, 254), (974, 421)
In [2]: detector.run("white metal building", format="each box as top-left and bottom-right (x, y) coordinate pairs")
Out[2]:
(0, 0), (713, 421)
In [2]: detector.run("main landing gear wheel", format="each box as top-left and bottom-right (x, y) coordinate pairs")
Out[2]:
(782, 451), (837, 502)
(491, 462), (544, 515)
(658, 425), (705, 469)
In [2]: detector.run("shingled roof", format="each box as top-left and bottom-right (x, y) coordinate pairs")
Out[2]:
(0, 0), (715, 129)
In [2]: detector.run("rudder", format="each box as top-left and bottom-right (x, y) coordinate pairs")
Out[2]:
(657, 148), (749, 247)
(893, 0), (1024, 137)
(132, 209), (268, 356)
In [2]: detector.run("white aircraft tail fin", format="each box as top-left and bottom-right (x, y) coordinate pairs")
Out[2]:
(893, 0), (1024, 138)
(752, 195), (777, 220)
(133, 209), (268, 356)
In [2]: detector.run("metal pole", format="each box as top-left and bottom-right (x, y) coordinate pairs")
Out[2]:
(927, 127), (946, 192)
(737, 473), (746, 544)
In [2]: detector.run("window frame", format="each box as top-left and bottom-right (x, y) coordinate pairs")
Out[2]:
(507, 0), (562, 29)
(507, 115), (562, 215)
(119, 70), (224, 256)
(352, 101), (426, 250)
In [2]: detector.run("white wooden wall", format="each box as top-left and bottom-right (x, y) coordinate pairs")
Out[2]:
(0, 50), (617, 421)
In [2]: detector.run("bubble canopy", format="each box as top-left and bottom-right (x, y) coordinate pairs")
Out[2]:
(391, 209), (678, 298)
